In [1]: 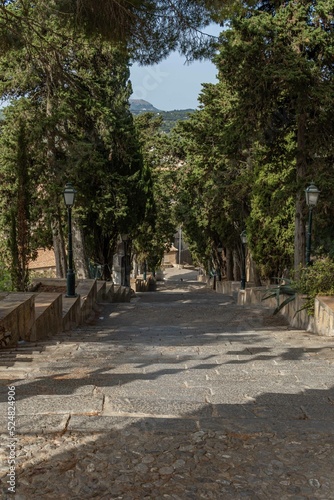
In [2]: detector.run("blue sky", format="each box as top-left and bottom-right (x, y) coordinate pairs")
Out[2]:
(130, 24), (221, 111)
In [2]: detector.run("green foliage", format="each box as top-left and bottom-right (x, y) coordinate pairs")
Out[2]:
(169, 1), (334, 279)
(263, 258), (334, 317)
(215, 2), (334, 271)
(0, 264), (12, 292)
(262, 279), (298, 315)
(158, 110), (195, 134)
(0, 0), (219, 65)
(1, 0), (334, 284)
(133, 112), (178, 269)
(0, 101), (45, 290)
(130, 101), (195, 134)
(171, 81), (251, 273)
(0, 4), (153, 276)
(296, 258), (334, 315)
(248, 136), (296, 279)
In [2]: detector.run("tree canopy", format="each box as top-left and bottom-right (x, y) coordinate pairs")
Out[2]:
(169, 0), (334, 280)
(0, 0), (333, 288)
(0, 0), (222, 64)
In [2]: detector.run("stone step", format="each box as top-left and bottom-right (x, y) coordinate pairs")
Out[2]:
(101, 396), (334, 421)
(6, 412), (333, 436)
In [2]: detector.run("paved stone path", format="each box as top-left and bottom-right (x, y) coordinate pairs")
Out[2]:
(1, 269), (334, 499)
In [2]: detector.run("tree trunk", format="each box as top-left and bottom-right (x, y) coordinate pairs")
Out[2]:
(15, 123), (30, 291)
(226, 247), (234, 281)
(73, 219), (89, 279)
(52, 210), (67, 278)
(249, 253), (262, 286)
(233, 249), (241, 281)
(294, 107), (307, 272)
(46, 72), (67, 278)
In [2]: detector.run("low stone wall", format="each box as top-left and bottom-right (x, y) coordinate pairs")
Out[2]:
(131, 278), (156, 292)
(131, 279), (148, 292)
(0, 293), (36, 347)
(62, 295), (81, 331)
(313, 296), (334, 336)
(215, 281), (240, 296)
(33, 293), (63, 341)
(237, 287), (310, 330)
(76, 279), (98, 323)
(1, 278), (136, 349)
(216, 280), (334, 337)
(112, 285), (131, 302)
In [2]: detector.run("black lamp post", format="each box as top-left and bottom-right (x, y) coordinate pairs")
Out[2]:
(63, 183), (77, 297)
(121, 234), (129, 287)
(240, 230), (247, 290)
(305, 183), (320, 266)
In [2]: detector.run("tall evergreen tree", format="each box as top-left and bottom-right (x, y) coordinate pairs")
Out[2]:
(0, 2), (152, 280)
(215, 1), (334, 270)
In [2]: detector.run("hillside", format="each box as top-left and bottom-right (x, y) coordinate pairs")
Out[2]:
(130, 99), (160, 114)
(129, 99), (194, 133)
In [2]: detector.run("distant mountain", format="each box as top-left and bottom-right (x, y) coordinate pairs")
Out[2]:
(129, 99), (160, 114)
(129, 99), (194, 133)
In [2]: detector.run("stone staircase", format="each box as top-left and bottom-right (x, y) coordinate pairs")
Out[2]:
(0, 279), (135, 349)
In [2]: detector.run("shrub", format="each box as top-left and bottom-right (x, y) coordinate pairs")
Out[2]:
(296, 257), (334, 314)
(262, 257), (334, 316)
(0, 265), (12, 292)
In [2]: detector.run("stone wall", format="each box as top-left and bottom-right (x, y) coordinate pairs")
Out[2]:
(313, 296), (334, 337)
(237, 287), (310, 330)
(215, 280), (334, 337)
(0, 294), (36, 347)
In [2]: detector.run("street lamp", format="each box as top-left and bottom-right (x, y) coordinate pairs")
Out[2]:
(305, 183), (320, 266)
(121, 234), (129, 287)
(240, 230), (247, 290)
(63, 183), (77, 297)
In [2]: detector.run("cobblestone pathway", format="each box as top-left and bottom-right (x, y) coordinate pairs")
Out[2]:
(1, 270), (334, 499)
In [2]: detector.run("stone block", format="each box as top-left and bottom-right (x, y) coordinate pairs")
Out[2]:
(111, 285), (122, 302)
(314, 296), (334, 336)
(76, 279), (98, 323)
(105, 283), (114, 301)
(0, 293), (36, 348)
(32, 293), (63, 341)
(96, 281), (106, 302)
(62, 295), (81, 331)
(111, 285), (131, 302)
(120, 286), (131, 302)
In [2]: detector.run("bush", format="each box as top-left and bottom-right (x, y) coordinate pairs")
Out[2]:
(0, 266), (12, 292)
(296, 257), (334, 314)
